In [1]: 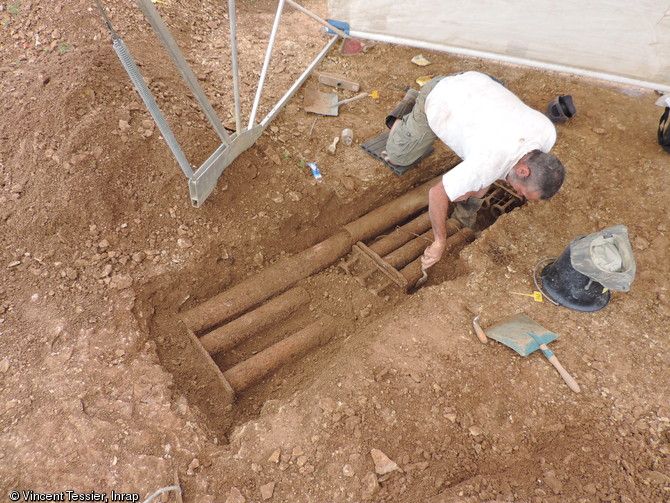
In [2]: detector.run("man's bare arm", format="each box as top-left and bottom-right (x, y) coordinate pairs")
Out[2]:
(428, 182), (451, 243)
(421, 183), (490, 269)
(421, 183), (451, 269)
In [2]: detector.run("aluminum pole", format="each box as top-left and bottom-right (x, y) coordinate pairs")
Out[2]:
(228, 0), (243, 134)
(248, 0), (286, 128)
(134, 0), (232, 145)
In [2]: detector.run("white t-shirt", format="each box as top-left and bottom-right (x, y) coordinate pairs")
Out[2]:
(424, 71), (556, 201)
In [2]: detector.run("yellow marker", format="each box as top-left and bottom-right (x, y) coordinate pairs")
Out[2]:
(510, 291), (544, 302)
(151, 0), (168, 4)
(411, 54), (431, 66)
(416, 75), (434, 87)
(370, 90), (379, 99)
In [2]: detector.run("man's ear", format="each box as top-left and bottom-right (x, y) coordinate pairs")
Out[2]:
(514, 161), (531, 178)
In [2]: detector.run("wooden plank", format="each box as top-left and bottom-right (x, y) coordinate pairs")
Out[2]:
(354, 242), (409, 290)
(317, 72), (360, 92)
(183, 323), (236, 406)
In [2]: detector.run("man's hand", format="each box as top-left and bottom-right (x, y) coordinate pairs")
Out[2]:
(421, 240), (446, 270)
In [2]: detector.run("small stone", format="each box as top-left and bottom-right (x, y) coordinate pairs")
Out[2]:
(361, 472), (379, 500)
(225, 487), (245, 503)
(342, 464), (354, 477)
(370, 448), (399, 475)
(109, 274), (133, 290)
(318, 397), (336, 414)
(633, 236), (649, 250)
(268, 449), (280, 463)
(544, 470), (562, 494)
(342, 177), (356, 190)
(65, 267), (78, 280)
(291, 447), (304, 459)
(173, 396), (189, 417)
(583, 483), (597, 495)
(100, 264), (113, 278)
(592, 127), (606, 134)
(640, 470), (670, 485)
(260, 482), (275, 500)
(177, 238), (192, 249)
(98, 239), (109, 249)
(469, 425), (484, 437)
(132, 252), (146, 263)
(253, 252), (264, 266)
(0, 357), (9, 373)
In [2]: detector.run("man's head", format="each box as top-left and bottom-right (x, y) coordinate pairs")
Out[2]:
(506, 150), (565, 201)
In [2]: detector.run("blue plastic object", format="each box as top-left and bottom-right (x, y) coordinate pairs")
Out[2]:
(326, 19), (350, 35)
(307, 162), (322, 180)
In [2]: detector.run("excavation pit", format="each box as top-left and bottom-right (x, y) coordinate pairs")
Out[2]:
(145, 178), (525, 435)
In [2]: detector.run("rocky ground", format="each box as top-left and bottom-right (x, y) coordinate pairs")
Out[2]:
(0, 0), (668, 502)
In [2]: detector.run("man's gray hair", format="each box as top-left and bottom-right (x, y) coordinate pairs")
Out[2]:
(526, 150), (565, 200)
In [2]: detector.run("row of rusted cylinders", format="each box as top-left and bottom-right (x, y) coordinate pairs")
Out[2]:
(178, 176), (474, 405)
(352, 212), (473, 292)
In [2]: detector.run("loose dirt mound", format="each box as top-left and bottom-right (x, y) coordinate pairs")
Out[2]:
(1, 1), (668, 502)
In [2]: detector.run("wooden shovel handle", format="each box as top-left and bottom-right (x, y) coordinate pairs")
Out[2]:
(336, 92), (368, 106)
(545, 352), (581, 393)
(285, 0), (353, 39)
(472, 321), (488, 344)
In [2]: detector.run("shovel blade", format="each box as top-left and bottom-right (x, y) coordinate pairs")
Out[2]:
(485, 314), (557, 356)
(304, 88), (339, 116)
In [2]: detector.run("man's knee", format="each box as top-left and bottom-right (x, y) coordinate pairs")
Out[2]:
(385, 125), (420, 166)
(453, 197), (485, 230)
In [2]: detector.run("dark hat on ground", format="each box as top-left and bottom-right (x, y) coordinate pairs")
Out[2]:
(540, 225), (636, 312)
(546, 94), (577, 123)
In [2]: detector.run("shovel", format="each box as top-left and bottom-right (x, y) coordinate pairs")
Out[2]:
(304, 89), (372, 116)
(485, 314), (581, 393)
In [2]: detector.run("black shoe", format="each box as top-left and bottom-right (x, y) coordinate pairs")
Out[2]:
(385, 89), (419, 129)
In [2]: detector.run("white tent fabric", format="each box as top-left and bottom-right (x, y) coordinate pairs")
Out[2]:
(328, 1), (670, 92)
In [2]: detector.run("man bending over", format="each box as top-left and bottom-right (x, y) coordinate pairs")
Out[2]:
(383, 71), (565, 269)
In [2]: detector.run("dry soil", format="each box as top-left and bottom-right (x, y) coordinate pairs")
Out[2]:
(1, 1), (669, 502)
